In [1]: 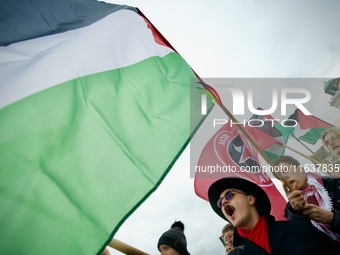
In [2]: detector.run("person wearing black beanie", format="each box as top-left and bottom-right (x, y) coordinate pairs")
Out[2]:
(157, 221), (190, 255)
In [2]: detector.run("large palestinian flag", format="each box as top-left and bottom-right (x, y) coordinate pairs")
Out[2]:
(0, 1), (211, 254)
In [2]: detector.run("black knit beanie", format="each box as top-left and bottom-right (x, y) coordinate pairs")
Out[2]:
(157, 221), (190, 255)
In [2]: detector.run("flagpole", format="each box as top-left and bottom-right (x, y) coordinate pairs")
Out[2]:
(203, 86), (294, 192)
(290, 135), (325, 162)
(280, 143), (321, 164)
(280, 142), (333, 176)
(108, 238), (150, 255)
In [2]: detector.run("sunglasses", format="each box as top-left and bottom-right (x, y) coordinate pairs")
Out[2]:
(217, 190), (249, 208)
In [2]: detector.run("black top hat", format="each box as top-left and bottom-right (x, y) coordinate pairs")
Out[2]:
(208, 177), (271, 221)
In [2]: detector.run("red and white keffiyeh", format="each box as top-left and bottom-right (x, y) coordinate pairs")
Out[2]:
(302, 172), (340, 242)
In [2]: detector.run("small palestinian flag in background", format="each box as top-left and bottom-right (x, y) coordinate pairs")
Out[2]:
(285, 109), (333, 144)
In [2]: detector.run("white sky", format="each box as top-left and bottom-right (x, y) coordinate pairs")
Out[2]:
(103, 1), (340, 254)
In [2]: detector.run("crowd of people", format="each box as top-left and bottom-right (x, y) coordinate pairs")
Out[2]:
(157, 129), (340, 255)
(103, 127), (340, 254)
(156, 127), (340, 255)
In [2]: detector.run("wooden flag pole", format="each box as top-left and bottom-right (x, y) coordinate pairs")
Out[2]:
(208, 91), (294, 192)
(280, 142), (333, 176)
(280, 143), (322, 165)
(290, 136), (334, 175)
(108, 238), (150, 255)
(291, 135), (325, 163)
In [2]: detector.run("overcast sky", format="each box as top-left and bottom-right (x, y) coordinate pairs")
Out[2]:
(103, 1), (340, 254)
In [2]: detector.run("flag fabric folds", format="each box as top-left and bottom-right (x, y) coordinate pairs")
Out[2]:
(0, 0), (133, 46)
(194, 124), (287, 220)
(0, 1), (211, 254)
(285, 109), (333, 144)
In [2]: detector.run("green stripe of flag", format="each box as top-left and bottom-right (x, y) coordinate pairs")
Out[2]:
(287, 109), (333, 145)
(0, 52), (207, 254)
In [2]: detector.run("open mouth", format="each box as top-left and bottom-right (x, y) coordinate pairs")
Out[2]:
(224, 204), (235, 218)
